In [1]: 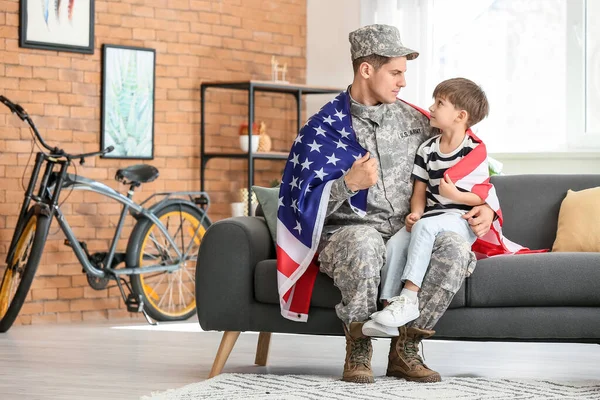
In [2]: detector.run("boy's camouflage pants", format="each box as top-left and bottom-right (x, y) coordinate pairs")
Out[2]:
(318, 225), (476, 329)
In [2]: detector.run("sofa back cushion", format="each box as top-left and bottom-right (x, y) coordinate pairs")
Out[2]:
(491, 174), (600, 250)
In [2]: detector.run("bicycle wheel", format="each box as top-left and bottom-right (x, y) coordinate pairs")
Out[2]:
(127, 202), (210, 321)
(0, 208), (52, 332)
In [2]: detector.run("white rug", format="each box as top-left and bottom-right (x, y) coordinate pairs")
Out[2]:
(141, 373), (600, 400)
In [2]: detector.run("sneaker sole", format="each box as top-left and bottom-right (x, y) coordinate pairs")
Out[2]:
(362, 325), (398, 337)
(372, 310), (420, 327)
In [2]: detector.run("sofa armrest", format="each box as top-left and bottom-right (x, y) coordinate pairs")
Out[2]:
(196, 216), (274, 332)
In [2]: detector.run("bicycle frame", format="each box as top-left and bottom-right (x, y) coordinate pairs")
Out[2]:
(7, 151), (207, 280)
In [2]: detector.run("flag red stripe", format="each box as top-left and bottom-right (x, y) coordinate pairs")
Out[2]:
(471, 180), (492, 201)
(276, 245), (300, 278)
(287, 261), (319, 317)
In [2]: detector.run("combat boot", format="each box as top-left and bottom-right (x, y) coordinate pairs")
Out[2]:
(387, 326), (441, 382)
(342, 322), (374, 383)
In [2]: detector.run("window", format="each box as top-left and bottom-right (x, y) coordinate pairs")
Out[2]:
(587, 0), (600, 135)
(362, 0), (595, 153)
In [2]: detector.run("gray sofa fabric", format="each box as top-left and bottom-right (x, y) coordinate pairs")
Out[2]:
(493, 174), (600, 249)
(254, 259), (467, 310)
(197, 174), (600, 343)
(470, 253), (600, 307)
(434, 308), (600, 342)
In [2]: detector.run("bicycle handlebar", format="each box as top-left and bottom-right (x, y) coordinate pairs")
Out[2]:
(0, 95), (113, 161)
(0, 95), (27, 119)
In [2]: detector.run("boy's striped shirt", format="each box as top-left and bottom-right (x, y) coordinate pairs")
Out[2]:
(412, 134), (480, 217)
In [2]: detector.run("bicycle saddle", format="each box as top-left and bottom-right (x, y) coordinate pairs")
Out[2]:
(115, 164), (159, 185)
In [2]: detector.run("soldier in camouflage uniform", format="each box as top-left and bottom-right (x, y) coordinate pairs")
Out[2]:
(316, 24), (494, 384)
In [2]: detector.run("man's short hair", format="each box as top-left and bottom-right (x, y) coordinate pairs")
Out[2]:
(352, 54), (391, 74)
(433, 78), (489, 127)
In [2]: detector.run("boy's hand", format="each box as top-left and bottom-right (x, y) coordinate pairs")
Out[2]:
(439, 174), (460, 201)
(344, 152), (378, 191)
(405, 212), (421, 232)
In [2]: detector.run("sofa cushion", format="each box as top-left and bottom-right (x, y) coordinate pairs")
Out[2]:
(254, 259), (466, 309)
(490, 174), (600, 250)
(552, 186), (600, 252)
(252, 185), (280, 245)
(468, 252), (600, 307)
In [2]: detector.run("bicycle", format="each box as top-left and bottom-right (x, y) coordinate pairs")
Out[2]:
(0, 95), (211, 332)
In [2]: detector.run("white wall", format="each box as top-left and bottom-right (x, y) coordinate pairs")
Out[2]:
(305, 0), (600, 175)
(306, 0), (361, 116)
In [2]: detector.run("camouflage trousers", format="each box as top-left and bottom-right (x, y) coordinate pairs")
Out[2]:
(318, 225), (476, 329)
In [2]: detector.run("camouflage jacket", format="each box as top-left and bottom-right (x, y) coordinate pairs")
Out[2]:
(322, 89), (436, 241)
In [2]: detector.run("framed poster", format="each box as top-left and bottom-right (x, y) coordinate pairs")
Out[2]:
(19, 0), (95, 54)
(101, 45), (156, 160)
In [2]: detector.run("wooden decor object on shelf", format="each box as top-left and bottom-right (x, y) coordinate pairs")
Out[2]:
(257, 122), (271, 152)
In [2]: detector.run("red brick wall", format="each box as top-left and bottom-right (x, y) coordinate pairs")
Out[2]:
(0, 0), (306, 326)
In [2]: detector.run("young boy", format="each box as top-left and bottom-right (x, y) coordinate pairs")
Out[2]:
(363, 77), (490, 337)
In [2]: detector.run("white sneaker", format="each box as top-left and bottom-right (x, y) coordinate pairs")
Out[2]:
(362, 319), (399, 337)
(371, 295), (420, 327)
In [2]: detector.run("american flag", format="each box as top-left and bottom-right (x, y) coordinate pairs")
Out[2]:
(445, 131), (545, 258)
(276, 90), (368, 322)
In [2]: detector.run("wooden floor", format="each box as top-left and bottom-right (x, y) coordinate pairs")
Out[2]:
(1, 319), (599, 399)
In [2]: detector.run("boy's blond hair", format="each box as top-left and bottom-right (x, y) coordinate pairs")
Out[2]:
(433, 78), (489, 127)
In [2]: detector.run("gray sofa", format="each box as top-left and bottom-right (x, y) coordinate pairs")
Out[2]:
(196, 174), (600, 377)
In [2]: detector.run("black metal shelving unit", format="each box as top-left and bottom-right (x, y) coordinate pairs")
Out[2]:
(200, 80), (343, 213)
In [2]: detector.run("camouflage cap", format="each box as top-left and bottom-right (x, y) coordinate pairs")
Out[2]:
(349, 24), (418, 61)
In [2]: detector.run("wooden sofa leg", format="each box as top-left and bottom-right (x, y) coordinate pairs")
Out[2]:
(254, 332), (272, 366)
(209, 331), (241, 378)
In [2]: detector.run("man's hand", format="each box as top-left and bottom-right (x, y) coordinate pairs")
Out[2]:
(344, 152), (378, 192)
(439, 174), (460, 201)
(405, 212), (421, 232)
(462, 204), (494, 237)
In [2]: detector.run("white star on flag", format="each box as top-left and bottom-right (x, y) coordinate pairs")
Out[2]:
(326, 153), (341, 166)
(291, 199), (299, 213)
(293, 134), (304, 145)
(293, 220), (302, 234)
(314, 167), (329, 181)
(314, 125), (327, 136)
(337, 127), (351, 139)
(289, 153), (300, 168)
(278, 196), (284, 208)
(301, 157), (313, 170)
(335, 139), (348, 150)
(289, 176), (299, 190)
(323, 115), (335, 125)
(334, 109), (347, 121)
(308, 140), (323, 153)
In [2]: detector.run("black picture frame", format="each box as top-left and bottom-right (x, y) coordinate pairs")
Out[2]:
(100, 45), (156, 160)
(19, 0), (95, 54)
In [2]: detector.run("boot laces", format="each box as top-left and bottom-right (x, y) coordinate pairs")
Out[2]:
(404, 339), (425, 366)
(349, 337), (371, 366)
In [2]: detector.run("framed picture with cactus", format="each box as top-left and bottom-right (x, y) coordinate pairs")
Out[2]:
(19, 0), (95, 54)
(101, 45), (156, 160)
